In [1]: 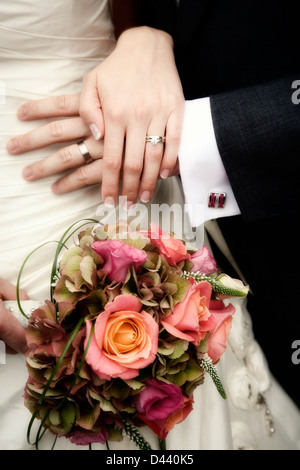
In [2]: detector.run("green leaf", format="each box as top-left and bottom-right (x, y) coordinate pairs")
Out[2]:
(80, 255), (96, 285)
(184, 359), (203, 381)
(166, 370), (187, 387)
(49, 409), (60, 426)
(60, 402), (76, 433)
(60, 255), (82, 278)
(99, 396), (118, 414)
(168, 340), (189, 360)
(59, 246), (82, 271)
(173, 276), (191, 303)
(77, 403), (101, 431)
(53, 276), (79, 302)
(124, 379), (145, 391)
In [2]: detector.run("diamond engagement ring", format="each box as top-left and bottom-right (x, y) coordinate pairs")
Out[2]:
(145, 135), (166, 145)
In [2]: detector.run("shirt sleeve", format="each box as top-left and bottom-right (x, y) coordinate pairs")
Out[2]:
(178, 97), (241, 227)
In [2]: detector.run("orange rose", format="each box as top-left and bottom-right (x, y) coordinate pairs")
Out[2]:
(84, 294), (159, 380)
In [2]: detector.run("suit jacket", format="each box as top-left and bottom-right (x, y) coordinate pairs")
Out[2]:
(139, 0), (300, 407)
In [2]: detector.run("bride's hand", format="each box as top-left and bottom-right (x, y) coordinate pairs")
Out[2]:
(6, 94), (106, 194)
(79, 26), (184, 206)
(0, 278), (29, 354)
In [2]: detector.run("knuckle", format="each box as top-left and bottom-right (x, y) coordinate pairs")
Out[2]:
(59, 147), (73, 165)
(75, 165), (89, 182)
(104, 155), (121, 172)
(56, 94), (68, 112)
(123, 189), (138, 200)
(106, 106), (125, 123)
(134, 100), (153, 121)
(49, 120), (63, 139)
(124, 159), (142, 175)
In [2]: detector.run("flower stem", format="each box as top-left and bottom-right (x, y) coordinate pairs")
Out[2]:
(158, 438), (166, 450)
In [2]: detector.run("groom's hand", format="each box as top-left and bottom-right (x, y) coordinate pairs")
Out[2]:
(0, 278), (29, 354)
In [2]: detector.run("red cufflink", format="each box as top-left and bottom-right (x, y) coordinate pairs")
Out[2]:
(208, 192), (227, 208)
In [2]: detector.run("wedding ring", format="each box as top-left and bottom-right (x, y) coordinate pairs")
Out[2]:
(77, 140), (93, 164)
(208, 192), (227, 208)
(145, 135), (166, 145)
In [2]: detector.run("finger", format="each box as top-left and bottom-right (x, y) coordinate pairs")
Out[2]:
(17, 94), (80, 121)
(159, 107), (184, 179)
(120, 126), (146, 207)
(0, 300), (27, 354)
(22, 138), (104, 181)
(0, 278), (29, 301)
(138, 123), (166, 203)
(80, 72), (105, 140)
(51, 159), (103, 194)
(101, 123), (125, 206)
(6, 117), (89, 155)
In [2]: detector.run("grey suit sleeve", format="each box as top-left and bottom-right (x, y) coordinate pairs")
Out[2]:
(210, 75), (300, 221)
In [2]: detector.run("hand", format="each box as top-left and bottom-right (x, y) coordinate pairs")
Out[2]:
(6, 94), (105, 194)
(79, 26), (185, 206)
(0, 278), (29, 354)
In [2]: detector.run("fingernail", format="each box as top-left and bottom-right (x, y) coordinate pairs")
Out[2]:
(7, 138), (18, 153)
(140, 191), (151, 203)
(23, 166), (33, 180)
(89, 123), (101, 141)
(160, 169), (169, 179)
(104, 197), (115, 207)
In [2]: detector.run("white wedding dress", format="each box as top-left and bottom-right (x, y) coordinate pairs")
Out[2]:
(0, 0), (299, 451)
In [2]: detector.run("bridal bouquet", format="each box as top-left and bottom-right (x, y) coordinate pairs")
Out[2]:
(21, 220), (248, 450)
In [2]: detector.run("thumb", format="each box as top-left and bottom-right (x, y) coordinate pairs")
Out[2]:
(80, 70), (105, 140)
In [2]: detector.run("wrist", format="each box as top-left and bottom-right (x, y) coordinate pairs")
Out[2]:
(117, 26), (174, 50)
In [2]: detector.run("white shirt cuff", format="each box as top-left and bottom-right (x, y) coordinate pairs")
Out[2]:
(178, 97), (241, 227)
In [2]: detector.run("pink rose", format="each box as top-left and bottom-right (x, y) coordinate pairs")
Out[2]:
(146, 223), (190, 266)
(134, 379), (184, 420)
(84, 294), (159, 380)
(134, 380), (193, 439)
(161, 280), (215, 346)
(207, 299), (235, 363)
(91, 240), (147, 283)
(190, 245), (217, 274)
